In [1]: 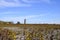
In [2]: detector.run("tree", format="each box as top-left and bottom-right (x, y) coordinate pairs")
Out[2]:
(16, 21), (20, 24)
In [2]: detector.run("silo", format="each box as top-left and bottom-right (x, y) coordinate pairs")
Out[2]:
(24, 19), (26, 24)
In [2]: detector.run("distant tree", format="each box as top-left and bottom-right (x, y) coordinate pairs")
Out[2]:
(16, 21), (20, 24)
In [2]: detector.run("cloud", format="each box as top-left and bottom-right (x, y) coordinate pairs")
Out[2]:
(0, 14), (44, 23)
(0, 0), (52, 7)
(0, 11), (20, 14)
(22, 0), (51, 3)
(1, 15), (42, 19)
(0, 0), (31, 7)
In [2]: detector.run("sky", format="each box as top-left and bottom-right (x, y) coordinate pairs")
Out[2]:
(0, 0), (60, 24)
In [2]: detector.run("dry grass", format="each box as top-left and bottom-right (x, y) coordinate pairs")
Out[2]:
(0, 24), (60, 29)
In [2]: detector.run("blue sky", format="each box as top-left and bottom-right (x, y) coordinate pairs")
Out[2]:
(0, 0), (60, 24)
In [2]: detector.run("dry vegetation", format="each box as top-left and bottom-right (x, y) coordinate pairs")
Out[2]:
(0, 21), (60, 40)
(0, 23), (60, 29)
(0, 21), (60, 27)
(0, 28), (16, 40)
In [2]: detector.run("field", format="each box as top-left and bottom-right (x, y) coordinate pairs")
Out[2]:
(0, 24), (60, 40)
